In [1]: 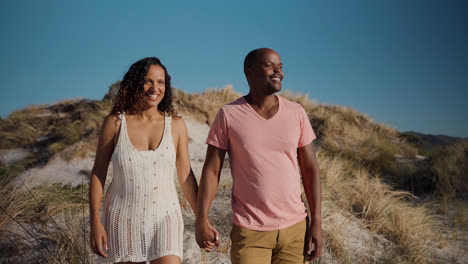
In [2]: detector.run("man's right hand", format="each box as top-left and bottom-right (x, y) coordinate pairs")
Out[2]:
(90, 222), (108, 258)
(195, 220), (220, 252)
(196, 145), (226, 252)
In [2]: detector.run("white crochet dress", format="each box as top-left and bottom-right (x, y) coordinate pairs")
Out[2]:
(99, 113), (183, 263)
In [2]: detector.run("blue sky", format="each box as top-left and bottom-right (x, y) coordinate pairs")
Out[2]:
(1, 0), (467, 137)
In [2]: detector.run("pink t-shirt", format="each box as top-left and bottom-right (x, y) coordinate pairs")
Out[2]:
(206, 95), (316, 231)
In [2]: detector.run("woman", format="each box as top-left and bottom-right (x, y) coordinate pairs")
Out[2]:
(89, 57), (202, 263)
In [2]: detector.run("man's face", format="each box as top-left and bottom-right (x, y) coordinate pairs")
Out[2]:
(248, 50), (284, 94)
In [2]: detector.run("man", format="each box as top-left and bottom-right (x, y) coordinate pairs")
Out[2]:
(196, 48), (323, 263)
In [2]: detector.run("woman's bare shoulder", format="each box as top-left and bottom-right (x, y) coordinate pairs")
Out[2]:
(102, 113), (121, 133)
(172, 115), (187, 128)
(171, 115), (188, 136)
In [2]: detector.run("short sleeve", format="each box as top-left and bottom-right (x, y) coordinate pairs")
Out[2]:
(206, 108), (229, 150)
(298, 106), (316, 147)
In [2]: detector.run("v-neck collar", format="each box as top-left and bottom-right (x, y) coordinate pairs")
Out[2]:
(241, 95), (282, 121)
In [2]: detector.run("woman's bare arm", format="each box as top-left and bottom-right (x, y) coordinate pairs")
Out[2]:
(88, 114), (119, 257)
(173, 117), (198, 216)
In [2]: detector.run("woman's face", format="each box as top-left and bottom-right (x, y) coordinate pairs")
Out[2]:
(143, 64), (166, 108)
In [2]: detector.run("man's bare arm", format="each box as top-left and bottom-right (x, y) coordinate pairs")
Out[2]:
(298, 142), (323, 261)
(195, 144), (226, 250)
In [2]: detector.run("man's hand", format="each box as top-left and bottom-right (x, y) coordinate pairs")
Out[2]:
(195, 221), (220, 252)
(305, 218), (323, 261)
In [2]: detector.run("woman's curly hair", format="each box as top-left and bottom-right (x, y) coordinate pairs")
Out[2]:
(110, 57), (178, 117)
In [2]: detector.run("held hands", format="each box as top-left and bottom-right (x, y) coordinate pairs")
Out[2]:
(305, 218), (323, 261)
(90, 222), (108, 258)
(195, 220), (220, 252)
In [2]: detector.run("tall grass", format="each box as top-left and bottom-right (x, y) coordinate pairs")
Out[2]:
(432, 141), (468, 199)
(173, 85), (241, 124)
(0, 165), (91, 264)
(318, 150), (442, 263)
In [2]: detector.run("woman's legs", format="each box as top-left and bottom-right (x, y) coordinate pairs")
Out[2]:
(150, 255), (181, 264)
(115, 255), (181, 264)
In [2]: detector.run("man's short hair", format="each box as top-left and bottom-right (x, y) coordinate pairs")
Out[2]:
(244, 48), (273, 72)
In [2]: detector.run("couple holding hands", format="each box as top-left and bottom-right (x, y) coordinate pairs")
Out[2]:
(89, 48), (322, 264)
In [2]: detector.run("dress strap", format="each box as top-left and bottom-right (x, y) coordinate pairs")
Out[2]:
(164, 113), (171, 135)
(159, 113), (171, 149)
(119, 112), (126, 130)
(120, 112), (125, 123)
(118, 112), (129, 145)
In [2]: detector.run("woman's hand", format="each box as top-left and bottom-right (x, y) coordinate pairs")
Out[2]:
(90, 222), (108, 258)
(195, 220), (220, 252)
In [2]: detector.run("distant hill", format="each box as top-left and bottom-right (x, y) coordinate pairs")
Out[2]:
(404, 131), (468, 152)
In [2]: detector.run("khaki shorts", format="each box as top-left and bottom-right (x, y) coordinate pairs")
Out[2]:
(230, 218), (307, 264)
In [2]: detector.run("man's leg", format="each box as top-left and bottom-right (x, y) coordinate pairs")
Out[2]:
(271, 219), (307, 264)
(230, 224), (277, 264)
